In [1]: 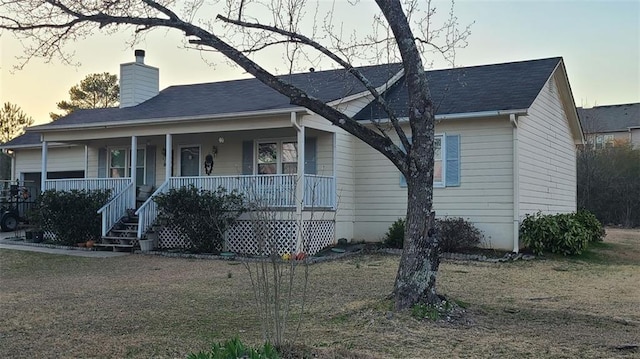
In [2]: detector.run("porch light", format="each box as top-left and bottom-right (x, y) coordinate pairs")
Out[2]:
(218, 137), (225, 144)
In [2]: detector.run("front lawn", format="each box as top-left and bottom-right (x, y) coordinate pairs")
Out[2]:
(1, 229), (638, 358)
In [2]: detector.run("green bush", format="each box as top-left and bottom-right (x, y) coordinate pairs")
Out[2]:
(382, 217), (484, 252)
(575, 209), (606, 243)
(34, 189), (111, 245)
(188, 337), (279, 359)
(383, 218), (405, 249)
(154, 185), (246, 253)
(520, 212), (590, 256)
(437, 217), (484, 252)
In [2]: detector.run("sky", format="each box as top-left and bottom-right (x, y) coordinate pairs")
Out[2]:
(1, 0), (639, 125)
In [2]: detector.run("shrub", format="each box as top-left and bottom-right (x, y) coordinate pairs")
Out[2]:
(520, 212), (589, 256)
(575, 209), (605, 243)
(188, 337), (279, 359)
(382, 217), (484, 252)
(436, 217), (484, 253)
(383, 218), (405, 249)
(154, 185), (245, 253)
(34, 189), (111, 245)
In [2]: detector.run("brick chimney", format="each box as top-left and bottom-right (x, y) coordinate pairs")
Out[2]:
(119, 50), (159, 108)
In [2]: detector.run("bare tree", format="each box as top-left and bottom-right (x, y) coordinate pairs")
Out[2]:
(0, 0), (471, 310)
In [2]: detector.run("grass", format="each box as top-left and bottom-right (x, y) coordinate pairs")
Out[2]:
(1, 228), (639, 358)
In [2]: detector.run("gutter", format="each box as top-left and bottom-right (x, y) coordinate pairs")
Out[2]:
(27, 107), (307, 133)
(510, 114), (520, 253)
(359, 108), (529, 124)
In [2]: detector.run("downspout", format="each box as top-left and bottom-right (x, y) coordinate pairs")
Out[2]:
(510, 114), (520, 253)
(291, 112), (305, 254)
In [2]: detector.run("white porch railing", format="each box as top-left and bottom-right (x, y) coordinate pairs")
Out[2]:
(44, 178), (131, 194)
(97, 182), (135, 237)
(135, 174), (335, 239)
(135, 180), (170, 238)
(304, 174), (336, 208)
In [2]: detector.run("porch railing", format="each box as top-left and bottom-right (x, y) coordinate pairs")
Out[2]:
(44, 178), (131, 194)
(304, 174), (335, 208)
(135, 174), (335, 239)
(135, 180), (170, 238)
(97, 182), (135, 237)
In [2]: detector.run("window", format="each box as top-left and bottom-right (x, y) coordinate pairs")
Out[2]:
(400, 134), (460, 188)
(256, 140), (298, 175)
(109, 149), (126, 178)
(180, 146), (200, 176)
(433, 137), (443, 185)
(109, 148), (146, 186)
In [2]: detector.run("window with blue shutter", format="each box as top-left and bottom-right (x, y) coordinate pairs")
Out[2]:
(241, 140), (254, 175)
(445, 134), (461, 187)
(399, 134), (460, 187)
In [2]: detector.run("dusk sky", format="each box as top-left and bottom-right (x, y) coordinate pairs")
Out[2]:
(1, 0), (638, 125)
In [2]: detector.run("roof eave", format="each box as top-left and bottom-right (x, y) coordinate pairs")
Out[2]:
(27, 107), (306, 132)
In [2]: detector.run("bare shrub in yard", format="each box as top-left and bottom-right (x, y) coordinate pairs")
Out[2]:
(243, 176), (333, 349)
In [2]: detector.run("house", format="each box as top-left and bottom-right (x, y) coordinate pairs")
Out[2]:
(1, 52), (584, 252)
(577, 103), (640, 148)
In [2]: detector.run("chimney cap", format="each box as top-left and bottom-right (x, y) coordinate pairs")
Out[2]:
(134, 49), (145, 57)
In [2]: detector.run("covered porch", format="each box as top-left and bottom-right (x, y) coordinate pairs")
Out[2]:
(38, 113), (338, 254)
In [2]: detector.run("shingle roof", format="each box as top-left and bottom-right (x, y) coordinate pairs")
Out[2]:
(1, 132), (40, 148)
(15, 57), (564, 148)
(33, 62), (404, 128)
(577, 103), (640, 133)
(354, 57), (562, 120)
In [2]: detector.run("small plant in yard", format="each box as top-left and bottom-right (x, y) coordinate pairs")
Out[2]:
(188, 337), (279, 359)
(575, 209), (606, 243)
(383, 218), (405, 249)
(382, 217), (484, 253)
(520, 212), (590, 256)
(411, 300), (453, 321)
(154, 185), (246, 253)
(437, 217), (484, 253)
(33, 189), (111, 245)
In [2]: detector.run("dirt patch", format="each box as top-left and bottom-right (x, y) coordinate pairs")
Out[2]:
(1, 228), (639, 358)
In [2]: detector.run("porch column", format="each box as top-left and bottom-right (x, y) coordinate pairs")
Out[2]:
(131, 136), (138, 208)
(292, 111), (305, 253)
(84, 145), (89, 178)
(41, 140), (48, 191)
(165, 134), (172, 181)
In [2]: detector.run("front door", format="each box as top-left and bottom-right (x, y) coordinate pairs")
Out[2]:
(180, 146), (200, 176)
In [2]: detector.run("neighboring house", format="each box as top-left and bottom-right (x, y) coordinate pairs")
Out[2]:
(577, 103), (640, 148)
(0, 52), (583, 252)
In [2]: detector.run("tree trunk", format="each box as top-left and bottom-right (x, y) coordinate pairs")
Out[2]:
(394, 177), (440, 310)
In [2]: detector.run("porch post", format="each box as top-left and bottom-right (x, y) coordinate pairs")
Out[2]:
(41, 140), (48, 191)
(131, 136), (138, 208)
(84, 145), (89, 178)
(165, 134), (172, 181)
(292, 111), (305, 253)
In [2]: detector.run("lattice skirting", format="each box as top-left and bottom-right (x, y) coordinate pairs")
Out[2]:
(158, 219), (335, 256)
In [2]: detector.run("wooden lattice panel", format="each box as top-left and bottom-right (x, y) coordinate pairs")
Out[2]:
(301, 220), (335, 255)
(158, 226), (189, 249)
(157, 219), (335, 255)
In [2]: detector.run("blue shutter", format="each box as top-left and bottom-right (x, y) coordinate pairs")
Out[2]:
(304, 137), (317, 174)
(242, 140), (254, 175)
(145, 145), (156, 186)
(445, 134), (461, 187)
(399, 137), (411, 187)
(98, 148), (107, 178)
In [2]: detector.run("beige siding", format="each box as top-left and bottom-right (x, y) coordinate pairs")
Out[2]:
(518, 74), (577, 217)
(334, 129), (356, 240)
(14, 146), (85, 178)
(352, 118), (515, 250)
